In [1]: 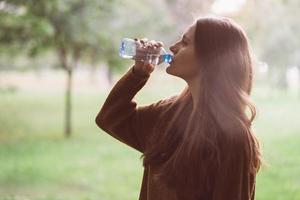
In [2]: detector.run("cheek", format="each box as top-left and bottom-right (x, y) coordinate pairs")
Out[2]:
(184, 53), (199, 74)
(183, 62), (199, 79)
(167, 59), (199, 79)
(190, 59), (199, 73)
(167, 48), (199, 78)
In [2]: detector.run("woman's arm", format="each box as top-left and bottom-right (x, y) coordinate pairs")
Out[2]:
(95, 66), (172, 153)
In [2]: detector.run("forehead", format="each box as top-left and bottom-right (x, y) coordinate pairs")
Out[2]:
(182, 24), (196, 40)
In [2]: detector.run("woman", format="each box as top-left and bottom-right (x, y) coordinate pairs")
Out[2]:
(95, 16), (261, 200)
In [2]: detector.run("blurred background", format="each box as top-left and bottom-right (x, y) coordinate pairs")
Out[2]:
(0, 0), (299, 199)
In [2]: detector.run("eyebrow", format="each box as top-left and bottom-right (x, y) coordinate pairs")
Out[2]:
(182, 34), (191, 42)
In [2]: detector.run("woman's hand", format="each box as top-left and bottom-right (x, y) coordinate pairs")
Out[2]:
(133, 38), (163, 76)
(133, 59), (155, 76)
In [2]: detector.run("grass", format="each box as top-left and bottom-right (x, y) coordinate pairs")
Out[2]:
(0, 69), (300, 200)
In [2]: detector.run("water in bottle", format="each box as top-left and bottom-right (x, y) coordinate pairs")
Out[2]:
(119, 38), (173, 65)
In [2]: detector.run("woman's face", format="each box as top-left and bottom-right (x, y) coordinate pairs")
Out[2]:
(167, 24), (199, 81)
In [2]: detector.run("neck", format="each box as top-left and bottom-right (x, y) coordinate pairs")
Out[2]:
(186, 77), (201, 110)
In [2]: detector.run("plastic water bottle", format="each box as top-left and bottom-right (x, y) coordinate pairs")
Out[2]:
(119, 38), (173, 65)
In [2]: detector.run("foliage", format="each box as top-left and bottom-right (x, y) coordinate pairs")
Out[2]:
(236, 0), (300, 68)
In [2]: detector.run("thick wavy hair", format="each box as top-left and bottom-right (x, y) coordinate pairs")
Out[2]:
(142, 16), (261, 198)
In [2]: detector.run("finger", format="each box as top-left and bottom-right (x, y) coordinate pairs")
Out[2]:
(157, 41), (163, 47)
(134, 54), (147, 62)
(144, 60), (155, 70)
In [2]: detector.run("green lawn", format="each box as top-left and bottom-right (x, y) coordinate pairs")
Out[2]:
(0, 70), (300, 200)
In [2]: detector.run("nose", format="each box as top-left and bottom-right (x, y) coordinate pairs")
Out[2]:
(169, 44), (177, 54)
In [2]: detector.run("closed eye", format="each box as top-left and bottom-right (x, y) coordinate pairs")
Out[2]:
(181, 39), (188, 45)
(181, 35), (190, 46)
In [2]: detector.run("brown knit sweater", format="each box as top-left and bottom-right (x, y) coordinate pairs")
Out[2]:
(95, 66), (256, 200)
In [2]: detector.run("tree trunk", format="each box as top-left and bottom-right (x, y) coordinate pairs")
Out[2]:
(107, 67), (113, 86)
(89, 64), (97, 84)
(65, 68), (73, 138)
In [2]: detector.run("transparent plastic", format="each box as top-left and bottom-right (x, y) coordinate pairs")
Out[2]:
(119, 38), (173, 65)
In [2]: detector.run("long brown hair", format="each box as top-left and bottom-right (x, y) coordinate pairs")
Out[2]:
(142, 16), (261, 198)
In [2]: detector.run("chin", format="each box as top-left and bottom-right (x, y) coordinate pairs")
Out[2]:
(166, 65), (188, 82)
(166, 65), (179, 77)
(166, 65), (174, 75)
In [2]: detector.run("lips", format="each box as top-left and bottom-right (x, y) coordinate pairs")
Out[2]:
(170, 58), (175, 65)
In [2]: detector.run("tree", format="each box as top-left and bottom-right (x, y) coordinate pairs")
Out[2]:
(1, 0), (116, 137)
(235, 0), (300, 89)
(0, 0), (217, 137)
(0, 0), (177, 137)
(166, 0), (215, 31)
